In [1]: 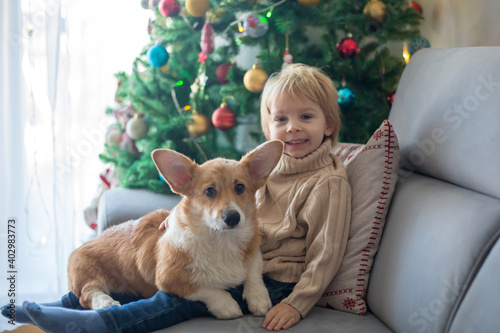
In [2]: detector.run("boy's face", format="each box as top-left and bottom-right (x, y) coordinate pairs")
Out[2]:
(268, 95), (333, 158)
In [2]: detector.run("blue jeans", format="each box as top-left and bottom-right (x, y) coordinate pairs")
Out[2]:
(61, 276), (296, 333)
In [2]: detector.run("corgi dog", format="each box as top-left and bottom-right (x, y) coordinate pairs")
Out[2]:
(67, 140), (283, 319)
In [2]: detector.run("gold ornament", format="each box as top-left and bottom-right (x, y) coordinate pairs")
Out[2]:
(363, 0), (387, 23)
(208, 7), (226, 22)
(243, 64), (269, 93)
(297, 0), (320, 6)
(185, 0), (210, 17)
(187, 111), (211, 137)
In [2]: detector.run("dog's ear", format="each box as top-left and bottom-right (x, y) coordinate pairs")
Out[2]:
(151, 149), (196, 195)
(241, 140), (283, 190)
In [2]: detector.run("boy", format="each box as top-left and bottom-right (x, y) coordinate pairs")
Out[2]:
(258, 63), (351, 330)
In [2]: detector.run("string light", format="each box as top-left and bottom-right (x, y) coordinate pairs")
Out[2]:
(403, 42), (410, 64)
(222, 0), (287, 35)
(176, 80), (184, 86)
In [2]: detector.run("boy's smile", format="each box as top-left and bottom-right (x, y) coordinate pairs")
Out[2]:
(268, 95), (333, 158)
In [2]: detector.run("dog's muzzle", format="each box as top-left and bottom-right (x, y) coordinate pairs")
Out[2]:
(222, 210), (240, 227)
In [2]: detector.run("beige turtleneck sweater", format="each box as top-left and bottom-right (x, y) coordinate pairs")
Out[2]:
(256, 140), (351, 318)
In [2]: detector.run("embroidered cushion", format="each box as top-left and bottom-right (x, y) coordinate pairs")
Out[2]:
(317, 120), (400, 315)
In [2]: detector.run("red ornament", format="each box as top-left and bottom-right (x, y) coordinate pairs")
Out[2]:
(410, 1), (423, 14)
(216, 62), (232, 84)
(336, 37), (360, 60)
(158, 0), (180, 17)
(387, 91), (396, 107)
(212, 104), (236, 130)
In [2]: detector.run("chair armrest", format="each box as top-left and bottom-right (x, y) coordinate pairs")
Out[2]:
(97, 187), (181, 234)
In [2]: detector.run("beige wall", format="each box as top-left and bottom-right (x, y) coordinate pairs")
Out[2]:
(419, 0), (500, 47)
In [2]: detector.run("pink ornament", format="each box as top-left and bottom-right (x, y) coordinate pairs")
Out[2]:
(114, 105), (136, 130)
(201, 21), (214, 56)
(119, 133), (141, 156)
(198, 51), (208, 64)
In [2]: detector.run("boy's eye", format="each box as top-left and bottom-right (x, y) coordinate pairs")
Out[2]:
(275, 116), (286, 122)
(301, 114), (313, 119)
(235, 184), (245, 194)
(205, 187), (217, 198)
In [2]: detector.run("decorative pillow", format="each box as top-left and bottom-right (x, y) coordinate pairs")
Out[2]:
(331, 142), (364, 164)
(316, 119), (400, 315)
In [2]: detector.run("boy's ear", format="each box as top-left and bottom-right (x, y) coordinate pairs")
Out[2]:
(241, 140), (283, 190)
(151, 149), (196, 195)
(325, 120), (335, 137)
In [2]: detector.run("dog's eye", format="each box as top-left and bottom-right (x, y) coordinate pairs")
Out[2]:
(235, 184), (245, 195)
(205, 187), (217, 198)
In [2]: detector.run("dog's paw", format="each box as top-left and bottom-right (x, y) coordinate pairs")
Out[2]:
(91, 295), (121, 309)
(243, 287), (273, 316)
(208, 299), (243, 320)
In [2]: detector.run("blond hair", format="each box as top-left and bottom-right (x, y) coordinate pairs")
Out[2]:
(260, 63), (341, 146)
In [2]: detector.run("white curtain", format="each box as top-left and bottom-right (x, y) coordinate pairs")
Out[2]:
(0, 3), (77, 330)
(1, 1), (150, 331)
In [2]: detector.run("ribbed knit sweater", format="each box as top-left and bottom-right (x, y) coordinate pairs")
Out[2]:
(256, 140), (352, 317)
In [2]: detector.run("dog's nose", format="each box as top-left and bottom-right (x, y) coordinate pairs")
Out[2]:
(223, 210), (240, 227)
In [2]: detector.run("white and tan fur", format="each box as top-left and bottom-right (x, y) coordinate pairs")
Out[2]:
(67, 140), (283, 319)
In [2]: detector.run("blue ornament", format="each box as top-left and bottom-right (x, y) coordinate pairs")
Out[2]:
(338, 87), (356, 108)
(409, 36), (431, 56)
(147, 44), (169, 68)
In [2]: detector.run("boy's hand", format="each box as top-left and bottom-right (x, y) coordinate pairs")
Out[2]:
(262, 303), (301, 331)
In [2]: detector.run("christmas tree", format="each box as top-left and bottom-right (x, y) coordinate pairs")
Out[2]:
(99, 0), (424, 194)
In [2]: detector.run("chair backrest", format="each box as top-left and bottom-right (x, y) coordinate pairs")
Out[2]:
(366, 47), (500, 333)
